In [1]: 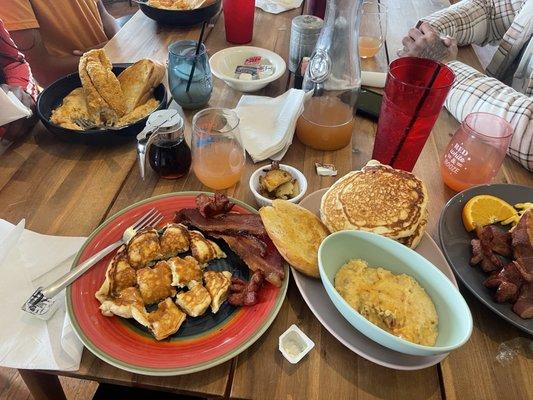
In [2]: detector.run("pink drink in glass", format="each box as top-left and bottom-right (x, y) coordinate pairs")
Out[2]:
(223, 0), (255, 44)
(440, 112), (513, 192)
(372, 57), (455, 171)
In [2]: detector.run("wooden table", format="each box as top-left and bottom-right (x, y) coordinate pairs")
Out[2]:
(3, 1), (532, 399)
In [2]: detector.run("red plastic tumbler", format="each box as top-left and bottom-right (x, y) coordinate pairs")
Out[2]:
(372, 57), (455, 171)
(223, 0), (255, 44)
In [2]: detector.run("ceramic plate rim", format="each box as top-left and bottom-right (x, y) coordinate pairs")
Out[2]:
(66, 191), (289, 376)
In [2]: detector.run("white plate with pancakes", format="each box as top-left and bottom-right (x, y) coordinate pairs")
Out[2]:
(294, 188), (458, 370)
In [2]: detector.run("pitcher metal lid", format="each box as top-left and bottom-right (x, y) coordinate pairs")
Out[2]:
(146, 109), (184, 130)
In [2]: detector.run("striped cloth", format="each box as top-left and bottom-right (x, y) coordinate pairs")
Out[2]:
(422, 0), (533, 171)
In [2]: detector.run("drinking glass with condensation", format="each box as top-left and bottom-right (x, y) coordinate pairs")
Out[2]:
(192, 108), (246, 190)
(440, 112), (513, 192)
(359, 1), (387, 59)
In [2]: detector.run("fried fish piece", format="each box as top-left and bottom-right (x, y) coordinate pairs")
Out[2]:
(168, 256), (203, 288)
(50, 87), (89, 130)
(78, 49), (125, 125)
(95, 245), (137, 302)
(189, 230), (226, 266)
(203, 271), (232, 313)
(132, 297), (186, 340)
(127, 227), (163, 269)
(175, 282), (211, 317)
(99, 287), (146, 319)
(136, 261), (176, 305)
(160, 223), (190, 258)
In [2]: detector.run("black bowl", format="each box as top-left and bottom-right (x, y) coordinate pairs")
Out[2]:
(37, 64), (167, 145)
(138, 0), (221, 26)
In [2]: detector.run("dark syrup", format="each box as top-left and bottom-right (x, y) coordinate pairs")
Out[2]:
(148, 138), (192, 179)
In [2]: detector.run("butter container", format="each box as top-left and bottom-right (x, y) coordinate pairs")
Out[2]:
(279, 324), (315, 364)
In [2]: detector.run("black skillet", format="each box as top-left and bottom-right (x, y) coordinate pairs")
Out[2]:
(37, 64), (167, 145)
(135, 0), (221, 26)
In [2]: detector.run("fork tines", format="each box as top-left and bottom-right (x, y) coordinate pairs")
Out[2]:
(133, 208), (164, 231)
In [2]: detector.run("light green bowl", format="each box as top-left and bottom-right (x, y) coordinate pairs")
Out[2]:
(318, 230), (473, 356)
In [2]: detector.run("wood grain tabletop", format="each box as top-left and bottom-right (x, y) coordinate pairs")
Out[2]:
(2, 1), (531, 399)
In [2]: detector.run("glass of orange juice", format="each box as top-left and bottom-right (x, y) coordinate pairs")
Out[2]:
(359, 1), (387, 59)
(192, 108), (246, 190)
(440, 113), (513, 192)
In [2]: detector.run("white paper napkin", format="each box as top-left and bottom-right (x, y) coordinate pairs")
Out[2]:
(0, 88), (32, 127)
(235, 88), (305, 163)
(0, 219), (85, 371)
(256, 0), (303, 14)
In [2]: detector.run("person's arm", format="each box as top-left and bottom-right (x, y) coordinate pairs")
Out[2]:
(97, 0), (120, 39)
(10, 28), (80, 87)
(444, 61), (533, 171)
(421, 0), (518, 46)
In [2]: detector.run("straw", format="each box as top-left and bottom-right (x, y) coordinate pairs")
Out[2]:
(186, 21), (207, 93)
(388, 62), (441, 166)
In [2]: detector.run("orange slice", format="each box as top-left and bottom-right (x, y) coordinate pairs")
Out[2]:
(462, 195), (517, 232)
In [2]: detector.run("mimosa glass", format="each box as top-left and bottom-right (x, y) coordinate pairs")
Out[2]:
(441, 112), (513, 192)
(359, 1), (387, 58)
(192, 108), (245, 190)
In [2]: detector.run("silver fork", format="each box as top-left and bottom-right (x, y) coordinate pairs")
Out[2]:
(74, 118), (123, 131)
(21, 208), (163, 318)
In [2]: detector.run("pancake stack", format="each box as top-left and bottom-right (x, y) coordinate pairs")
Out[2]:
(320, 160), (428, 249)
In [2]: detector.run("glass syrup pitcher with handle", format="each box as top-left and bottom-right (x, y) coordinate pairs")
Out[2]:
(137, 109), (191, 180)
(296, 0), (363, 151)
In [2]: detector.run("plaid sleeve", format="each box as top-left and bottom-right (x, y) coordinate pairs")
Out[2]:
(421, 0), (518, 46)
(444, 60), (533, 171)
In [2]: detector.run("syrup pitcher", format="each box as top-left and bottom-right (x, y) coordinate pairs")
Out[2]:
(136, 110), (192, 180)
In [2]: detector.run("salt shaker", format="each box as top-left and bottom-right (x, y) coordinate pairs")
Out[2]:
(288, 15), (324, 74)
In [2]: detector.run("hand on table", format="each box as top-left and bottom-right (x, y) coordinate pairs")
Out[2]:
(0, 84), (37, 141)
(397, 22), (457, 63)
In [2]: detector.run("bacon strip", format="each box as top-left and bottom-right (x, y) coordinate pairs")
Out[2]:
(228, 271), (264, 306)
(212, 234), (284, 287)
(175, 208), (267, 236)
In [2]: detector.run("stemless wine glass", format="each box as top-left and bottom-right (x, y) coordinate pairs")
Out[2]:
(359, 1), (387, 58)
(168, 40), (213, 110)
(440, 113), (513, 192)
(192, 108), (246, 190)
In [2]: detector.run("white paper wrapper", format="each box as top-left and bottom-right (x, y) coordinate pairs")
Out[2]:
(0, 219), (85, 371)
(0, 89), (32, 126)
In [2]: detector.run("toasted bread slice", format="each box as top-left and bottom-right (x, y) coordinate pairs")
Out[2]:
(118, 59), (165, 113)
(260, 200), (329, 278)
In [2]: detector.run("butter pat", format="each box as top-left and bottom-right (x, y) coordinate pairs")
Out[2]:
(315, 162), (337, 176)
(279, 324), (314, 364)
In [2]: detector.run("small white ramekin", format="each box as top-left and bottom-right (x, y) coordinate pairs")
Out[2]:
(249, 163), (307, 208)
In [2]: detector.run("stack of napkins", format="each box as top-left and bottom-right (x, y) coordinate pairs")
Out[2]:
(256, 0), (303, 14)
(0, 88), (32, 127)
(235, 88), (306, 163)
(0, 219), (85, 371)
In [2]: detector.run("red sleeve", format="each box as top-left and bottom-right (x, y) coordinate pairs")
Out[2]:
(0, 19), (38, 100)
